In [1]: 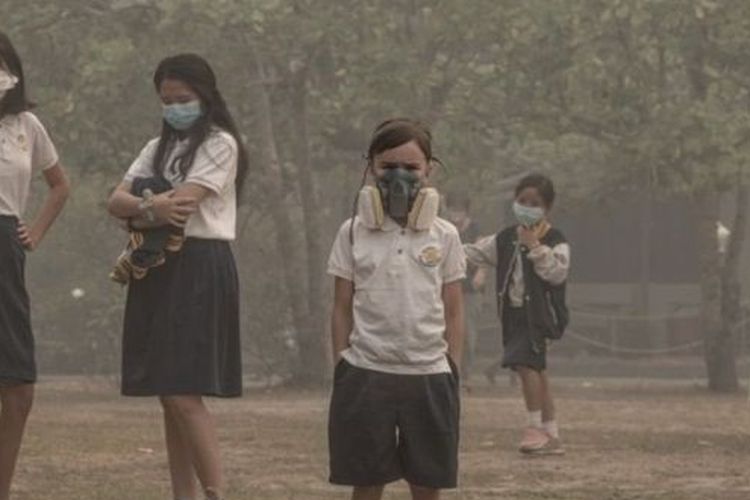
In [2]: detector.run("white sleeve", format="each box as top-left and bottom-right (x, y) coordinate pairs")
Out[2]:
(25, 113), (59, 172)
(442, 228), (467, 284)
(527, 242), (571, 285)
(184, 132), (237, 194)
(123, 139), (159, 182)
(327, 220), (355, 281)
(464, 235), (498, 268)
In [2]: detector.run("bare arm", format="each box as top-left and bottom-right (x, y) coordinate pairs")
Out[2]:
(107, 181), (199, 227)
(172, 182), (212, 205)
(464, 235), (498, 268)
(472, 267), (488, 291)
(469, 233), (488, 291)
(127, 182), (213, 229)
(108, 181), (147, 219)
(18, 163), (70, 251)
(331, 277), (354, 363)
(442, 280), (465, 369)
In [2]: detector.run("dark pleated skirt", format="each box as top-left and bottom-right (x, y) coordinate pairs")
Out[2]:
(0, 215), (35, 385)
(121, 238), (242, 397)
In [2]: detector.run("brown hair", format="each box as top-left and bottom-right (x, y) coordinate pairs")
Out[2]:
(515, 173), (556, 208)
(367, 118), (433, 163)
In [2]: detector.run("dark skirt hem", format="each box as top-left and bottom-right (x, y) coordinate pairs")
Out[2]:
(503, 361), (546, 372)
(329, 474), (403, 488)
(0, 215), (35, 385)
(0, 374), (36, 387)
(121, 388), (242, 398)
(121, 238), (242, 397)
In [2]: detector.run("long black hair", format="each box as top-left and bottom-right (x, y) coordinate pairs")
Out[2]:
(0, 31), (34, 118)
(151, 53), (249, 197)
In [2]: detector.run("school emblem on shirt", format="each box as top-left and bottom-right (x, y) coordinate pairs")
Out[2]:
(418, 245), (442, 267)
(16, 134), (28, 152)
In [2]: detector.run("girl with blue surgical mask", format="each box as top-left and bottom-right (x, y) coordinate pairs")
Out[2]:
(466, 174), (571, 456)
(108, 54), (249, 500)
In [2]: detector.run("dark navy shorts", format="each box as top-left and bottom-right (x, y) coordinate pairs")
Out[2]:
(502, 306), (547, 372)
(328, 358), (460, 489)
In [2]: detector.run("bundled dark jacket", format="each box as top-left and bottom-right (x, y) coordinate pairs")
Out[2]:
(110, 177), (185, 284)
(495, 226), (569, 352)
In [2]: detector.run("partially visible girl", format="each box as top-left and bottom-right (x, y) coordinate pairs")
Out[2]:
(0, 32), (70, 500)
(107, 53), (248, 500)
(466, 174), (570, 455)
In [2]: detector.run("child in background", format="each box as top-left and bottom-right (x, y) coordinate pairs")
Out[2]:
(465, 174), (570, 455)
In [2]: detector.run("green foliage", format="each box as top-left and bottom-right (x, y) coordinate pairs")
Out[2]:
(4, 0), (750, 376)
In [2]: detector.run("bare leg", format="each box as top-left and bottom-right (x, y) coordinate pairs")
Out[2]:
(160, 396), (222, 499)
(484, 358), (503, 385)
(461, 293), (478, 383)
(509, 370), (518, 388)
(0, 384), (34, 500)
(515, 366), (552, 452)
(516, 367), (544, 412)
(161, 402), (199, 499)
(409, 484), (440, 500)
(539, 371), (555, 423)
(352, 485), (385, 500)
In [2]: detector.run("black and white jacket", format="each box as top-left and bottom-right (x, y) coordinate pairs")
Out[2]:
(465, 225), (570, 352)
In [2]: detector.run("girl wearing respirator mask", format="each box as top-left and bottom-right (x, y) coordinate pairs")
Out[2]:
(0, 32), (70, 500)
(328, 118), (466, 500)
(466, 174), (571, 456)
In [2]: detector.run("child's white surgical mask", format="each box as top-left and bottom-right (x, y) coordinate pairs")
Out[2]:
(162, 100), (203, 131)
(513, 201), (545, 227)
(0, 70), (19, 101)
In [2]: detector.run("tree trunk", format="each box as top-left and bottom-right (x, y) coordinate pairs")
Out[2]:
(250, 59), (312, 381)
(288, 72), (327, 384)
(696, 191), (738, 392)
(685, 15), (738, 392)
(716, 182), (748, 392)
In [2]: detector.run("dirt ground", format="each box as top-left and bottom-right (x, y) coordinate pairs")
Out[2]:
(8, 375), (750, 500)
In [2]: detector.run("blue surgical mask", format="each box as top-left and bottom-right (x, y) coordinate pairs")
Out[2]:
(162, 100), (203, 131)
(512, 201), (545, 227)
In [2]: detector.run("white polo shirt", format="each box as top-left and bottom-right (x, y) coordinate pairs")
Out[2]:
(0, 112), (59, 217)
(328, 216), (467, 375)
(124, 128), (237, 240)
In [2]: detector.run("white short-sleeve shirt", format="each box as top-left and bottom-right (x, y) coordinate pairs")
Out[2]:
(0, 112), (59, 216)
(124, 128), (238, 240)
(327, 216), (467, 375)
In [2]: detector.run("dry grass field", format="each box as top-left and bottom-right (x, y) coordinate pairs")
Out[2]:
(8, 376), (750, 499)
